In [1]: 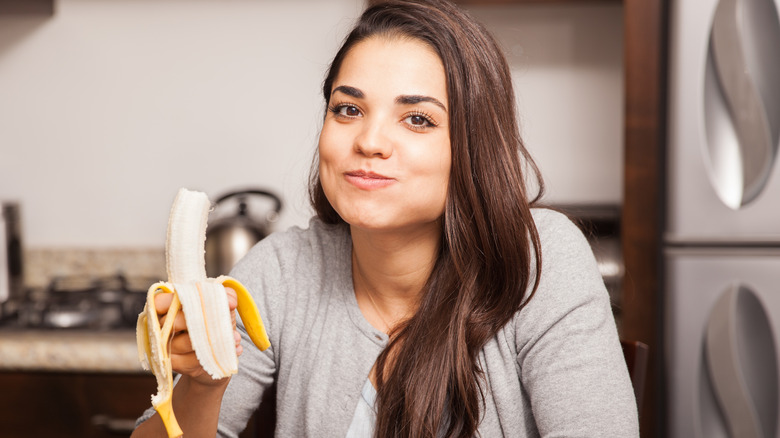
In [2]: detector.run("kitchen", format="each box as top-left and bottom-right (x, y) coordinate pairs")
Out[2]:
(2, 0), (757, 437)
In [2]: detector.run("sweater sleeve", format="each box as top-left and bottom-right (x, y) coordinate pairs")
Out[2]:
(514, 209), (639, 437)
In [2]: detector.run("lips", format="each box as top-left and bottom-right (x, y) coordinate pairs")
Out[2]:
(345, 170), (391, 179)
(344, 170), (396, 189)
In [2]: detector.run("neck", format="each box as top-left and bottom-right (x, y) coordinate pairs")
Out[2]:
(350, 222), (441, 330)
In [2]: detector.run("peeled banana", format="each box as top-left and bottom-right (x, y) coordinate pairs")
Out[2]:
(136, 188), (270, 438)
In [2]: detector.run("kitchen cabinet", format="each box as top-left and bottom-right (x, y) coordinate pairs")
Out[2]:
(0, 0), (53, 15)
(0, 372), (155, 437)
(0, 372), (266, 437)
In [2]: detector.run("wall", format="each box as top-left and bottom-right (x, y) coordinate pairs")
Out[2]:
(0, 0), (622, 251)
(0, 0), (364, 248)
(467, 3), (624, 206)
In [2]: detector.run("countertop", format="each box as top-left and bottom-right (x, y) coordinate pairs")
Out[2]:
(0, 329), (147, 373)
(1, 246), (164, 374)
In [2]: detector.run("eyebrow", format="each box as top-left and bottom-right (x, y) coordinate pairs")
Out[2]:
(396, 95), (447, 112)
(331, 85), (364, 99)
(331, 85), (447, 112)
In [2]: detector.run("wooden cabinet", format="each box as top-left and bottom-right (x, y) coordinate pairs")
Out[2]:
(0, 372), (266, 437)
(620, 2), (666, 437)
(0, 0), (53, 15)
(0, 372), (155, 437)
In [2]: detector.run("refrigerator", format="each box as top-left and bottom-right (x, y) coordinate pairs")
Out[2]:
(666, 0), (780, 437)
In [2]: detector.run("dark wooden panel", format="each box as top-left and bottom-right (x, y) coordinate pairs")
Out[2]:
(0, 0), (54, 15)
(0, 372), (155, 437)
(0, 371), (266, 437)
(622, 0), (667, 436)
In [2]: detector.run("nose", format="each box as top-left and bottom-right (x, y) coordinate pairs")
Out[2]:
(354, 117), (392, 158)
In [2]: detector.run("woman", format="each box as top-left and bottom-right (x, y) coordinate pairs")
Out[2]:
(134, 0), (639, 437)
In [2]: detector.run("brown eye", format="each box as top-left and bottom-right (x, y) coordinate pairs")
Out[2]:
(410, 115), (426, 125)
(403, 113), (435, 129)
(329, 104), (362, 118)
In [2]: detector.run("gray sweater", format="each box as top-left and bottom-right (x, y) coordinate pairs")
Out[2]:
(140, 208), (639, 437)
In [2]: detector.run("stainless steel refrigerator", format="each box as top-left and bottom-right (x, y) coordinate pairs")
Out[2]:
(666, 0), (780, 437)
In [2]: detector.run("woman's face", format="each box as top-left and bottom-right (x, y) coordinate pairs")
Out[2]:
(318, 36), (451, 234)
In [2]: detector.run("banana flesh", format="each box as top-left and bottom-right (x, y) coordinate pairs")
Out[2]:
(136, 188), (270, 438)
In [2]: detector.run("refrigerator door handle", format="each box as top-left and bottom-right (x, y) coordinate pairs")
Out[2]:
(704, 0), (780, 209)
(705, 284), (778, 438)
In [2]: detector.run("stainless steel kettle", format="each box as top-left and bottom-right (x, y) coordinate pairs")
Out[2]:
(205, 189), (282, 277)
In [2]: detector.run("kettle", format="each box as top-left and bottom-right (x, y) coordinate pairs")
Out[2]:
(205, 189), (282, 277)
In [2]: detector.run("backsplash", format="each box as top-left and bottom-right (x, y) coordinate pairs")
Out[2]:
(23, 248), (166, 287)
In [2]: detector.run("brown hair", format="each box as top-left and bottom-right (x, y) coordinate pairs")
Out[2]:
(309, 1), (544, 436)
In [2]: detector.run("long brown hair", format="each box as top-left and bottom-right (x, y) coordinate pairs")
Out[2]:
(309, 1), (544, 436)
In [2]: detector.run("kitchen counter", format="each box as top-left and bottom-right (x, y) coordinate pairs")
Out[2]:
(0, 330), (146, 373)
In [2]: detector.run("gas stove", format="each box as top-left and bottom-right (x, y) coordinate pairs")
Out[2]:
(0, 274), (154, 331)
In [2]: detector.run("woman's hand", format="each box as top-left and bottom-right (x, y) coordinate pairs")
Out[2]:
(154, 286), (243, 387)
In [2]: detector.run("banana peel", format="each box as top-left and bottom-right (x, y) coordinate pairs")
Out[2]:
(136, 188), (270, 437)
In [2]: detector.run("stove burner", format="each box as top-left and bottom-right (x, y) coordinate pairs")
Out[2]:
(1, 274), (155, 331)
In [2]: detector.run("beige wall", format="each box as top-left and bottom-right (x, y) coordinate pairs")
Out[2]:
(0, 0), (622, 248)
(467, 3), (624, 205)
(0, 0), (365, 247)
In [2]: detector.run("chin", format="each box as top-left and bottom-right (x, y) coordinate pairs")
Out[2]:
(340, 214), (395, 231)
(347, 215), (443, 236)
